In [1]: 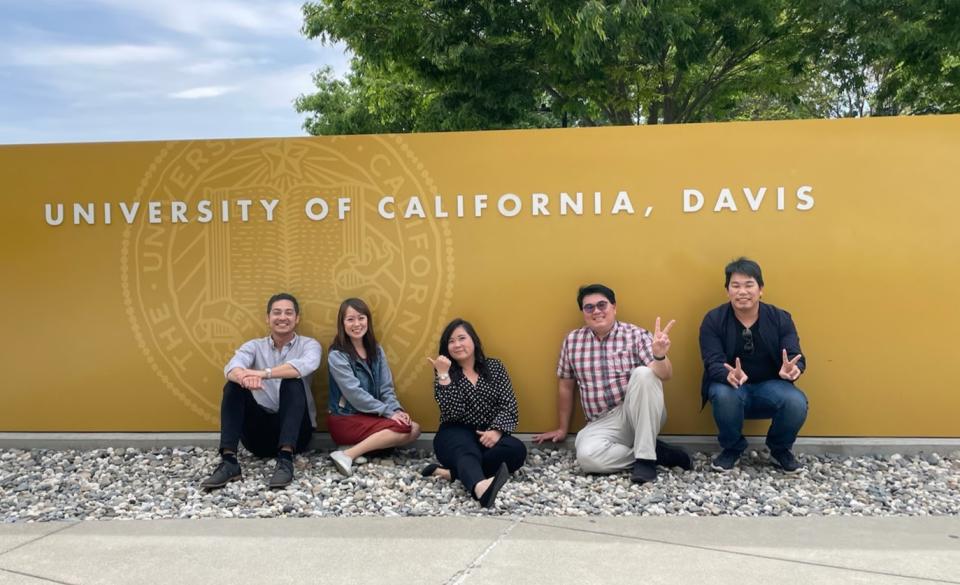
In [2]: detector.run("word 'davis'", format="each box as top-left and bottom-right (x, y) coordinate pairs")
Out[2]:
(683, 186), (814, 213)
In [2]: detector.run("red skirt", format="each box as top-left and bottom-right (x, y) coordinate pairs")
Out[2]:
(327, 413), (412, 445)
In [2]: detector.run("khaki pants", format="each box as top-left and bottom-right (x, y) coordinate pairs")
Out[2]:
(574, 366), (666, 472)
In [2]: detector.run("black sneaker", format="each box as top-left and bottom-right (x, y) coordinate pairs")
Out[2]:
(630, 459), (657, 484)
(200, 459), (241, 490)
(711, 449), (741, 472)
(655, 440), (693, 470)
(268, 457), (295, 488)
(771, 449), (803, 474)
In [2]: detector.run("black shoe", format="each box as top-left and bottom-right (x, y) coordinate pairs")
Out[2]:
(711, 449), (741, 472)
(479, 463), (510, 508)
(631, 459), (657, 484)
(200, 459), (241, 490)
(771, 449), (803, 474)
(420, 462), (448, 477)
(268, 457), (295, 488)
(655, 440), (693, 470)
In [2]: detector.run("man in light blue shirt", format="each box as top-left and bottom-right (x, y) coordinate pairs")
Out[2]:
(200, 293), (322, 490)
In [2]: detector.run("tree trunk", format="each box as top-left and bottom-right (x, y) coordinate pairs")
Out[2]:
(646, 101), (660, 124)
(663, 96), (676, 124)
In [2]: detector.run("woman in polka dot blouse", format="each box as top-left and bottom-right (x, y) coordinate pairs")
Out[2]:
(424, 318), (527, 508)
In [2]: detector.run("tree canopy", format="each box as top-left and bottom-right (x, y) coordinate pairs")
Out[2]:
(295, 0), (960, 135)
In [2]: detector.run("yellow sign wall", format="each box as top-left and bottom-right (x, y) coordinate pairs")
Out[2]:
(2, 116), (958, 436)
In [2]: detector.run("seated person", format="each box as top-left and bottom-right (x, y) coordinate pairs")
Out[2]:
(533, 283), (691, 484)
(699, 257), (809, 473)
(327, 297), (421, 476)
(425, 318), (526, 508)
(200, 293), (320, 490)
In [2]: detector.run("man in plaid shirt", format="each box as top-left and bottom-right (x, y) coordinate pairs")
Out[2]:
(534, 284), (691, 483)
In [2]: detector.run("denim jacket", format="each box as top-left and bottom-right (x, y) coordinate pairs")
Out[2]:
(327, 345), (403, 416)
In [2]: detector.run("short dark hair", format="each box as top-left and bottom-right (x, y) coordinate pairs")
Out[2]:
(438, 318), (489, 381)
(267, 292), (300, 314)
(577, 284), (616, 309)
(331, 298), (379, 361)
(724, 257), (764, 288)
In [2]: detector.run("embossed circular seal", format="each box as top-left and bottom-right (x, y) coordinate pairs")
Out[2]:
(121, 136), (454, 424)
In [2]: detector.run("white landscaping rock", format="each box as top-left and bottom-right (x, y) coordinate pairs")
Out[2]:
(0, 447), (957, 522)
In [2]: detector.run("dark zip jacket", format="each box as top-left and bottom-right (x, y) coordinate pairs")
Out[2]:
(698, 301), (805, 407)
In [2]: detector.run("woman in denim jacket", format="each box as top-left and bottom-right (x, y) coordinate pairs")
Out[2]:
(327, 298), (421, 476)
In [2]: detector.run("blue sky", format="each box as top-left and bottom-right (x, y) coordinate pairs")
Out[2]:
(0, 1), (350, 144)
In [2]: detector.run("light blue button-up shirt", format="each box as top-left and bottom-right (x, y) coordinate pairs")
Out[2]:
(224, 333), (322, 426)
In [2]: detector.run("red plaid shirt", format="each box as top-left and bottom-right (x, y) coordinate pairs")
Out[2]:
(557, 321), (655, 421)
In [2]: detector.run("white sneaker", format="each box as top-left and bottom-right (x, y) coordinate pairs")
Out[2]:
(330, 450), (353, 477)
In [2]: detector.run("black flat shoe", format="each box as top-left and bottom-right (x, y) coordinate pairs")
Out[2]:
(420, 463), (447, 477)
(655, 440), (693, 471)
(479, 463), (510, 509)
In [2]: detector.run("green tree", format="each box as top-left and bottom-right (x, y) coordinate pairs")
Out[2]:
(296, 0), (959, 134)
(296, 0), (543, 133)
(814, 0), (960, 116)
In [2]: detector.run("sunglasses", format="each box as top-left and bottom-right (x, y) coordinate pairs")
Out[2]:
(582, 300), (610, 314)
(742, 328), (755, 354)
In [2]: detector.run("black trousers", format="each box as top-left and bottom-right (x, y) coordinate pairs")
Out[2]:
(433, 422), (527, 497)
(219, 380), (313, 457)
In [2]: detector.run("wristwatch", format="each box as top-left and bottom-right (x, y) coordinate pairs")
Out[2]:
(265, 367), (272, 379)
(437, 372), (450, 382)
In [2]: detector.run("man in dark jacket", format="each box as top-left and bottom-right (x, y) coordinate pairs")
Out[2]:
(699, 258), (809, 473)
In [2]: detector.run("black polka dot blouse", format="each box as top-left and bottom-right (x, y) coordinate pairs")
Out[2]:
(434, 358), (520, 433)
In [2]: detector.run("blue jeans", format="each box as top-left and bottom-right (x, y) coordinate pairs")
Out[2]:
(708, 380), (808, 454)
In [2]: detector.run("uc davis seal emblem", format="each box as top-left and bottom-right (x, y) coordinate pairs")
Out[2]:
(121, 136), (453, 424)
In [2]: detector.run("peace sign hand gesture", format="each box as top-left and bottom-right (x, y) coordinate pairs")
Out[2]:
(651, 317), (676, 359)
(724, 358), (748, 388)
(779, 349), (803, 381)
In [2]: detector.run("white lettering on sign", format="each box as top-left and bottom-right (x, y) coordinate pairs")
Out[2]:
(682, 186), (815, 213)
(337, 198), (352, 220)
(379, 196), (396, 219)
(304, 198), (329, 221)
(44, 199), (285, 225)
(42, 186), (815, 226)
(403, 196), (427, 219)
(497, 193), (522, 217)
(611, 191), (635, 215)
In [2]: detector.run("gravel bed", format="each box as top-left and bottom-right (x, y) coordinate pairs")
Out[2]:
(1, 448), (958, 522)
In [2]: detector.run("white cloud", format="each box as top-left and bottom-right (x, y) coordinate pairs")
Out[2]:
(169, 86), (237, 99)
(0, 1), (351, 143)
(10, 43), (182, 67)
(240, 64), (319, 109)
(91, 0), (304, 37)
(180, 58), (266, 75)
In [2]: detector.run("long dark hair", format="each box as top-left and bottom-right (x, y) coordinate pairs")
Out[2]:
(438, 318), (488, 381)
(331, 298), (379, 362)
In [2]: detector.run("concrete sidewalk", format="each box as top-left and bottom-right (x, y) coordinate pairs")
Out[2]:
(0, 516), (958, 584)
